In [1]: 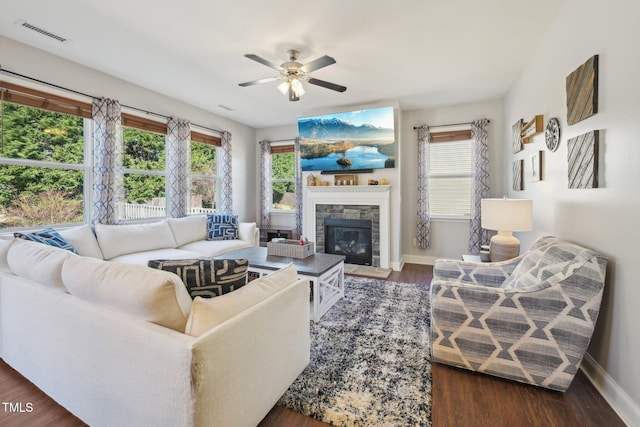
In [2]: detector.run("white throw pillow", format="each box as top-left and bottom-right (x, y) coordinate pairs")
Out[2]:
(62, 256), (192, 332)
(167, 215), (208, 247)
(95, 220), (178, 260)
(238, 222), (257, 244)
(59, 224), (104, 259)
(185, 263), (298, 337)
(7, 239), (76, 291)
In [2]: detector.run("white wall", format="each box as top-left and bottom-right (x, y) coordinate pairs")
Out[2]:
(401, 100), (504, 264)
(503, 0), (640, 423)
(0, 36), (257, 222)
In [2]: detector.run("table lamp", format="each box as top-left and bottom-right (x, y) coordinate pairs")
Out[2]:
(481, 198), (533, 261)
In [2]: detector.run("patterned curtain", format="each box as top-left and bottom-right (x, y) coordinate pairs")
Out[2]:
(258, 140), (271, 229)
(219, 131), (233, 214)
(416, 125), (431, 249)
(469, 119), (491, 252)
(91, 98), (123, 226)
(294, 137), (303, 239)
(165, 118), (191, 218)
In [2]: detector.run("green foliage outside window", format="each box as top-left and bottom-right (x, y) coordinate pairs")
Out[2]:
(0, 102), (84, 227)
(271, 152), (295, 210)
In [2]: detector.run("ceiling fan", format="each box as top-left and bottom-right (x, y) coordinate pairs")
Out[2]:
(238, 49), (347, 102)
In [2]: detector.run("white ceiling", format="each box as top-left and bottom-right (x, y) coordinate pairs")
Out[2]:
(0, 0), (567, 129)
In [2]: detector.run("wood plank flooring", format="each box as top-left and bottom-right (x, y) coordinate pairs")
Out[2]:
(0, 264), (625, 427)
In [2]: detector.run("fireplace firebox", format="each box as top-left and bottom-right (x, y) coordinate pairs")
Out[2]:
(324, 218), (372, 266)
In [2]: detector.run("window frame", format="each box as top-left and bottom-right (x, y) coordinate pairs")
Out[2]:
(269, 144), (296, 213)
(0, 82), (92, 230)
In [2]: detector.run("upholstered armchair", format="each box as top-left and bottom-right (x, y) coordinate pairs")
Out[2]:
(430, 236), (607, 392)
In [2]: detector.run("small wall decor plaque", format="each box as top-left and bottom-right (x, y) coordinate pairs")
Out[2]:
(545, 118), (561, 152)
(568, 130), (599, 189)
(530, 151), (542, 182)
(513, 159), (523, 191)
(566, 55), (599, 125)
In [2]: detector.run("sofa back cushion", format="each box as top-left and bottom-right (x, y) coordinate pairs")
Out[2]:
(148, 258), (248, 299)
(167, 216), (207, 247)
(7, 239), (77, 291)
(185, 263), (298, 337)
(502, 236), (598, 289)
(95, 220), (177, 260)
(59, 224), (104, 259)
(238, 222), (257, 245)
(62, 256), (192, 332)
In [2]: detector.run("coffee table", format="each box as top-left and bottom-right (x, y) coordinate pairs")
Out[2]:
(217, 246), (345, 321)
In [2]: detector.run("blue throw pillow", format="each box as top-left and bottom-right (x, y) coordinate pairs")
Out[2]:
(206, 214), (238, 241)
(14, 227), (78, 253)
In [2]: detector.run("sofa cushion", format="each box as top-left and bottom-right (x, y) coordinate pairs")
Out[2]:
(167, 216), (208, 247)
(109, 248), (205, 266)
(185, 263), (297, 337)
(238, 222), (257, 244)
(206, 214), (238, 240)
(59, 224), (104, 259)
(7, 239), (77, 291)
(14, 227), (77, 253)
(178, 239), (251, 258)
(61, 256), (192, 332)
(148, 258), (248, 299)
(0, 239), (14, 273)
(95, 220), (177, 260)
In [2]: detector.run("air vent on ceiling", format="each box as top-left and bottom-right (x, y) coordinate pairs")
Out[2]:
(17, 20), (67, 43)
(218, 104), (235, 112)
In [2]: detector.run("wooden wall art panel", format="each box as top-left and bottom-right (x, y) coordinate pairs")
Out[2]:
(568, 130), (599, 189)
(512, 119), (523, 153)
(513, 159), (523, 191)
(566, 55), (599, 125)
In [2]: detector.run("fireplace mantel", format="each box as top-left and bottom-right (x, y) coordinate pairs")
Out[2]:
(303, 185), (390, 268)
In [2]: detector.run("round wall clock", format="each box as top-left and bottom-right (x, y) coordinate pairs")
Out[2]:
(545, 118), (561, 151)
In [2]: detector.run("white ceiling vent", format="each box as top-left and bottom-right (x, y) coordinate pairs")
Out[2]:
(16, 20), (68, 43)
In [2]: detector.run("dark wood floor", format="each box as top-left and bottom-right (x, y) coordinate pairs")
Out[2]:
(0, 264), (625, 427)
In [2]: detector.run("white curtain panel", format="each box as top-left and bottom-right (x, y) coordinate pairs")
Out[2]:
(294, 137), (303, 240)
(219, 131), (233, 214)
(416, 125), (431, 249)
(469, 119), (491, 252)
(258, 140), (271, 229)
(166, 118), (191, 218)
(91, 98), (123, 226)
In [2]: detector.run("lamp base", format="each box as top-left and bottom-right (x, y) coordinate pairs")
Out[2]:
(489, 232), (521, 262)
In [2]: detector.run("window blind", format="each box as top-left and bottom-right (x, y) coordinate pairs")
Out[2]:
(428, 138), (473, 218)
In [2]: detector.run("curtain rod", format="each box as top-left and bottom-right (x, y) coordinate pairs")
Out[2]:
(412, 119), (490, 130)
(0, 65), (224, 135)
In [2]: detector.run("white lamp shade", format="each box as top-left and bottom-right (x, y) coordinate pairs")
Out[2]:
(481, 198), (533, 232)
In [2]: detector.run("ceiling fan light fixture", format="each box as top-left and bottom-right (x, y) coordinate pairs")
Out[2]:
(290, 78), (305, 97)
(277, 80), (290, 95)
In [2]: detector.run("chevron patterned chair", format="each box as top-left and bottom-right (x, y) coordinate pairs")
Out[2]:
(430, 235), (607, 392)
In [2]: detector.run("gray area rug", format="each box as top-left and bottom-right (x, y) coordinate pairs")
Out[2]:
(279, 276), (432, 426)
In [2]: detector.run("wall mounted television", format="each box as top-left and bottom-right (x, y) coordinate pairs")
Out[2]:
(298, 106), (396, 172)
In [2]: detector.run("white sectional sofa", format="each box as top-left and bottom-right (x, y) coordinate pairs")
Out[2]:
(0, 217), (311, 427)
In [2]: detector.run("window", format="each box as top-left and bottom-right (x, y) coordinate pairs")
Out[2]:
(189, 139), (218, 214)
(0, 82), (90, 228)
(270, 145), (295, 211)
(120, 127), (166, 220)
(428, 130), (473, 218)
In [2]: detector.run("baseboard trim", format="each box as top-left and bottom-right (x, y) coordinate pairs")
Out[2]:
(581, 353), (640, 426)
(401, 254), (438, 266)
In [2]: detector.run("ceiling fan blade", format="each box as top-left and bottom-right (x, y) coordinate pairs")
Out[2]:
(238, 77), (279, 87)
(300, 55), (336, 73)
(307, 77), (347, 93)
(244, 54), (283, 71)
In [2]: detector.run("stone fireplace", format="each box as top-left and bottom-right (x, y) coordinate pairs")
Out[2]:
(303, 186), (390, 268)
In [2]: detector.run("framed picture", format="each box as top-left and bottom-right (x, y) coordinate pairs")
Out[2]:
(530, 151), (542, 182)
(512, 119), (523, 153)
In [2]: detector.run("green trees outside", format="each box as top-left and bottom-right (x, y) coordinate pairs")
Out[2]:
(271, 152), (295, 209)
(0, 102), (219, 227)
